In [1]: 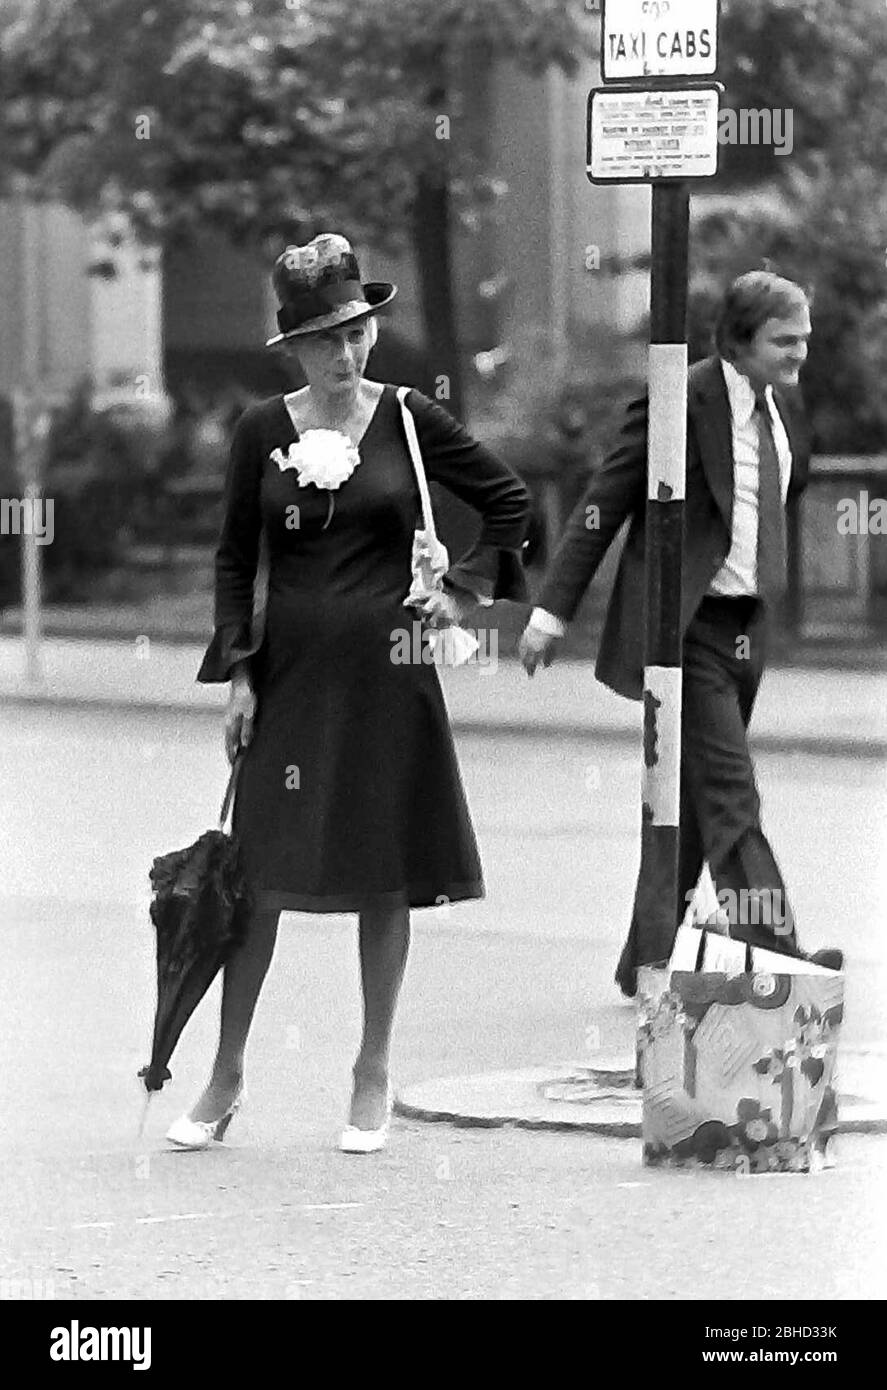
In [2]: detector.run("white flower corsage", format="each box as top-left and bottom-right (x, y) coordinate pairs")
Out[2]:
(270, 429), (361, 530)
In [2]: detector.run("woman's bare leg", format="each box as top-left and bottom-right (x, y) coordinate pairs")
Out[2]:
(189, 905), (280, 1122)
(349, 903), (411, 1129)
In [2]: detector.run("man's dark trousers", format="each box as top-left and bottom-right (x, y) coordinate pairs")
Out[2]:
(534, 357), (813, 985)
(616, 593), (797, 992)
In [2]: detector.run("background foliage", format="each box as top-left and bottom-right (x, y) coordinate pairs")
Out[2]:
(0, 0), (884, 614)
(690, 0), (887, 451)
(0, 0), (591, 417)
(1, 0), (883, 446)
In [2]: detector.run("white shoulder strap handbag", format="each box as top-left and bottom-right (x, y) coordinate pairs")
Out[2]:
(396, 386), (479, 668)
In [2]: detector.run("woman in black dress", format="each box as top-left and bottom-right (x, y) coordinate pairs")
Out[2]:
(167, 234), (530, 1153)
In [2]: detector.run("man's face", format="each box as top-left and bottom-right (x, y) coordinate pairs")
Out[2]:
(733, 304), (812, 392)
(295, 320), (374, 397)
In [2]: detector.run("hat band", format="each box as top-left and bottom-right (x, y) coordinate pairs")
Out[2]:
(277, 279), (366, 333)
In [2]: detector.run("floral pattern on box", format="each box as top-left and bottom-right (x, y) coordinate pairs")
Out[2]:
(638, 971), (843, 1173)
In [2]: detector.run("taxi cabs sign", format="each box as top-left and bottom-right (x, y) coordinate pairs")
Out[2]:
(601, 0), (719, 83)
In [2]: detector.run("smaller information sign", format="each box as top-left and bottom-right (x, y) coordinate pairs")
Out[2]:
(587, 85), (721, 183)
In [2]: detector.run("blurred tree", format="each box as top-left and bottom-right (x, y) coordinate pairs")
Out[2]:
(691, 0), (887, 451)
(717, 0), (886, 189)
(0, 0), (592, 417)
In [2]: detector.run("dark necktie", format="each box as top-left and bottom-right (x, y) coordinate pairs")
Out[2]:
(754, 390), (787, 601)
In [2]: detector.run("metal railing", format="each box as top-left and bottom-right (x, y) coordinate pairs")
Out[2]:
(787, 455), (887, 639)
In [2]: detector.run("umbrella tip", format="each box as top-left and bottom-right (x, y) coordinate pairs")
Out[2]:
(136, 1090), (153, 1142)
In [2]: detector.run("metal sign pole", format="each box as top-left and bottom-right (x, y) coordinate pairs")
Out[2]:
(12, 178), (47, 687)
(12, 389), (47, 688)
(22, 487), (44, 687)
(635, 182), (689, 968)
(589, 0), (721, 973)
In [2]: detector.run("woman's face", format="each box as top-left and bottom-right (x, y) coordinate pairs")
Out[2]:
(294, 319), (375, 399)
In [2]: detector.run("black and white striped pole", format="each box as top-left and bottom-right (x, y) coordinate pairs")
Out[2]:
(635, 182), (690, 970)
(590, 2), (722, 974)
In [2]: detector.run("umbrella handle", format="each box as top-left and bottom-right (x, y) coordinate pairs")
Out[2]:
(219, 750), (244, 831)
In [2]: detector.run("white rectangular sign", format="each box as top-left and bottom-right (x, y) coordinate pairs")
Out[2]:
(602, 0), (719, 81)
(588, 86), (720, 183)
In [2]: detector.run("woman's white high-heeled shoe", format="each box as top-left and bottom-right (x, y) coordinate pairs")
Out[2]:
(339, 1084), (393, 1154)
(166, 1091), (244, 1150)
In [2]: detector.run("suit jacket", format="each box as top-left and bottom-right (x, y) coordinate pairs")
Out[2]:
(536, 355), (811, 702)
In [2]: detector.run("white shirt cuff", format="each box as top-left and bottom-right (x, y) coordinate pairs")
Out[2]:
(529, 607), (567, 638)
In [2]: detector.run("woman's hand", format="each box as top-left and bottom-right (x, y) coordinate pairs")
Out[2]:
(417, 588), (469, 631)
(422, 586), (475, 631)
(225, 675), (257, 764)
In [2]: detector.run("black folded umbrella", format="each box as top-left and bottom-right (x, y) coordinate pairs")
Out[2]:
(137, 751), (253, 1131)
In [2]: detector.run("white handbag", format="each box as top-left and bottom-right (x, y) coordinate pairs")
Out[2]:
(396, 387), (479, 667)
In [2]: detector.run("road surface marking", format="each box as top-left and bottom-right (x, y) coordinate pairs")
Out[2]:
(303, 1202), (363, 1211)
(43, 1202), (366, 1233)
(136, 1213), (213, 1224)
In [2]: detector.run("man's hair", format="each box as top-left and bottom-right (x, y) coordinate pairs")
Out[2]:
(715, 270), (811, 361)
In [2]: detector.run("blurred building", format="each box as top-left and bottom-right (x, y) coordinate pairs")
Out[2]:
(0, 186), (162, 404)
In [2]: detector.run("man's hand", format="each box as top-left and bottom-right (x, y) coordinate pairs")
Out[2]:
(225, 675), (257, 764)
(519, 623), (560, 677)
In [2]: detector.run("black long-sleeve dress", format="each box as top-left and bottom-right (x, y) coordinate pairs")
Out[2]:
(196, 383), (530, 914)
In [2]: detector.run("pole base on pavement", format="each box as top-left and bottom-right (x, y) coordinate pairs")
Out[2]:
(394, 1050), (887, 1138)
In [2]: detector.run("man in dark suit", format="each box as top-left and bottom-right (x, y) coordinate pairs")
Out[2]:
(519, 271), (842, 995)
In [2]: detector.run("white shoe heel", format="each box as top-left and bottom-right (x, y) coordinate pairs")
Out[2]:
(339, 1084), (393, 1154)
(166, 1092), (244, 1150)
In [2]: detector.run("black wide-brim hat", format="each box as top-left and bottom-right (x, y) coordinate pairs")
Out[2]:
(266, 233), (397, 346)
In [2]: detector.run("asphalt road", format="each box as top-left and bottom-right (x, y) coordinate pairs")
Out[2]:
(1, 703), (885, 1300)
